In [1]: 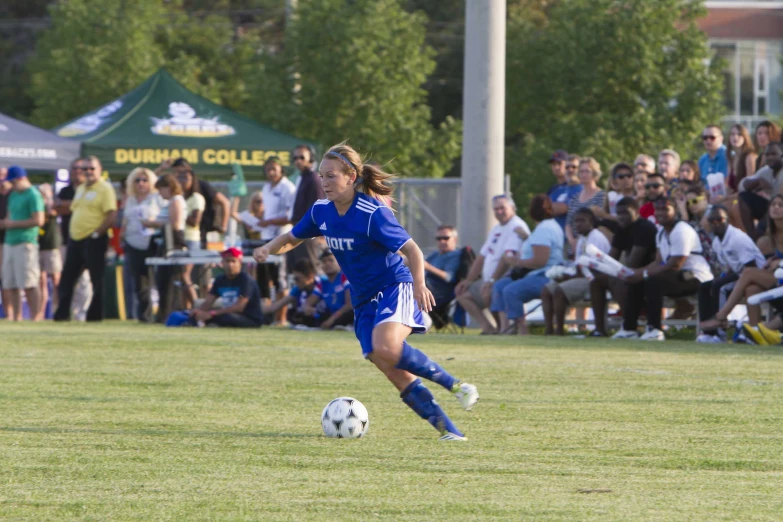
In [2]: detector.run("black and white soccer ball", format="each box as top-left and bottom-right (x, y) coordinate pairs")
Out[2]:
(321, 397), (369, 438)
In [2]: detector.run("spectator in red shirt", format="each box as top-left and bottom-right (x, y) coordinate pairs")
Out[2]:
(639, 172), (666, 223)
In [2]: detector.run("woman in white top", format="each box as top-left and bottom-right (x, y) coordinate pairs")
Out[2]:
(144, 174), (187, 320)
(182, 179), (205, 309)
(121, 167), (160, 321)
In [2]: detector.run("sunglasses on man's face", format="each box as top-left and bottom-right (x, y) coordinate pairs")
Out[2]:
(702, 135), (718, 141)
(83, 166), (96, 171)
(435, 236), (452, 241)
(645, 183), (663, 190)
(566, 164), (578, 170)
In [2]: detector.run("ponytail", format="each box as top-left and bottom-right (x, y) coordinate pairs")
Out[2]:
(323, 143), (396, 204)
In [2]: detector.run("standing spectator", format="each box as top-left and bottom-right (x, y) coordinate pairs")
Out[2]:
(593, 162), (634, 224)
(423, 224), (462, 328)
(181, 171), (205, 309)
(186, 247), (263, 328)
(36, 184), (62, 320)
(489, 194), (564, 335)
(303, 248), (354, 329)
(754, 121), (781, 170)
(634, 154), (656, 177)
(590, 197), (658, 337)
(658, 149), (681, 184)
(455, 195), (530, 334)
(547, 149), (581, 230)
(565, 154), (581, 186)
(541, 208), (610, 336)
(727, 124), (758, 192)
(736, 142), (783, 240)
(620, 197), (714, 341)
(697, 205), (764, 342)
(0, 167), (9, 315)
(157, 159), (230, 246)
(288, 145), (326, 270)
(54, 157), (117, 322)
(120, 168), (160, 321)
(698, 124), (729, 187)
(0, 166), (44, 321)
(639, 172), (667, 223)
(55, 158), (92, 320)
(565, 157), (605, 250)
(678, 160), (700, 183)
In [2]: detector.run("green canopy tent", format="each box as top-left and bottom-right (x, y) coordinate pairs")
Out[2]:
(53, 69), (313, 177)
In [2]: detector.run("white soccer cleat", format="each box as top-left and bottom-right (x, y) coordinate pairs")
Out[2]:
(439, 432), (467, 441)
(612, 329), (640, 340)
(454, 382), (479, 411)
(640, 327), (665, 341)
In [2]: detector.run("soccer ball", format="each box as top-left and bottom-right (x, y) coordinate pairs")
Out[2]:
(321, 397), (369, 438)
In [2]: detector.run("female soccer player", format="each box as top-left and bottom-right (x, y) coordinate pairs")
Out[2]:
(254, 144), (478, 441)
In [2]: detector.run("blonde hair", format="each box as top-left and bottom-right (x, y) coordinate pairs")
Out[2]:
(322, 143), (395, 203)
(126, 168), (158, 199)
(247, 190), (263, 213)
(579, 157), (602, 181)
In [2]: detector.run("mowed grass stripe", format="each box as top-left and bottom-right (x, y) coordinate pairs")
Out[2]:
(1, 322), (782, 521)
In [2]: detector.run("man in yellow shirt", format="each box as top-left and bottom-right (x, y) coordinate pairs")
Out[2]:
(54, 156), (117, 322)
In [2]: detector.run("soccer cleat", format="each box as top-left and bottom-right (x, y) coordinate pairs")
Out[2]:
(453, 382), (479, 411)
(741, 324), (768, 346)
(439, 432), (467, 441)
(640, 327), (665, 341)
(612, 329), (640, 340)
(758, 323), (782, 345)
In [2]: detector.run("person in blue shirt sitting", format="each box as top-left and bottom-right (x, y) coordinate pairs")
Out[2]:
(423, 224), (462, 328)
(303, 248), (354, 329)
(698, 124), (729, 190)
(265, 258), (319, 327)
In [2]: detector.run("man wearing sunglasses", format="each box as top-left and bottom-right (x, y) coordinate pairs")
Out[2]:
(638, 172), (667, 223)
(697, 124), (728, 185)
(547, 150), (582, 230)
(287, 145), (325, 274)
(424, 225), (461, 329)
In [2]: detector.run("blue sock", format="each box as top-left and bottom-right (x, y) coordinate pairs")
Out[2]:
(400, 379), (463, 436)
(395, 342), (458, 391)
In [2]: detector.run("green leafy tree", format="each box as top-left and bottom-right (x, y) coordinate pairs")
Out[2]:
(249, 0), (461, 178)
(26, 0), (263, 129)
(506, 0), (724, 204)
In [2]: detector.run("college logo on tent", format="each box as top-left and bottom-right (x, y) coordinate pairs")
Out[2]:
(150, 102), (236, 138)
(57, 101), (123, 137)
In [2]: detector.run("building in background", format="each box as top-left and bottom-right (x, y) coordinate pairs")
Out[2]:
(701, 1), (783, 129)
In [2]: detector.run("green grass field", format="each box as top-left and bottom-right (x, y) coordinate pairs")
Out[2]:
(1, 322), (782, 521)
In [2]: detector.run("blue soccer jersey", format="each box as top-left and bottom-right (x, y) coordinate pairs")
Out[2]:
(314, 272), (351, 313)
(291, 194), (413, 305)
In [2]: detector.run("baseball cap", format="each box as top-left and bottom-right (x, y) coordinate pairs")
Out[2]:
(548, 150), (568, 163)
(6, 165), (27, 181)
(221, 247), (243, 259)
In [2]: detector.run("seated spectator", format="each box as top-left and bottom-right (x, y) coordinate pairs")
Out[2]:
(700, 195), (783, 332)
(423, 224), (462, 328)
(601, 162), (635, 221)
(698, 124), (729, 187)
(658, 149), (681, 185)
(455, 194), (530, 334)
(541, 208), (610, 336)
(678, 160), (700, 184)
(565, 157), (605, 250)
(697, 205), (765, 342)
(234, 191), (289, 323)
(634, 171), (647, 201)
(546, 150), (581, 230)
(489, 194), (564, 335)
(634, 154), (656, 178)
(675, 183), (721, 276)
(639, 172), (666, 223)
(753, 120), (781, 170)
(0, 166), (44, 321)
(303, 249), (354, 329)
(173, 247), (263, 328)
(617, 197), (714, 341)
(735, 142), (783, 241)
(266, 258), (318, 327)
(589, 197), (658, 337)
(727, 124), (758, 192)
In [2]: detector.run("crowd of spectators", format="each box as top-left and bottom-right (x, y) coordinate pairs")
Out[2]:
(2, 122), (783, 344)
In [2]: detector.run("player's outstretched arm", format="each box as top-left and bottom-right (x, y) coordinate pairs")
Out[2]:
(253, 232), (303, 262)
(399, 239), (436, 313)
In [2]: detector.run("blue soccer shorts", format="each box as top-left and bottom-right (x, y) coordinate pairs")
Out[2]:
(354, 282), (427, 358)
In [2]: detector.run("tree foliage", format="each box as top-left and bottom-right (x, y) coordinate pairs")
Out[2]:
(506, 0), (724, 203)
(248, 0), (462, 178)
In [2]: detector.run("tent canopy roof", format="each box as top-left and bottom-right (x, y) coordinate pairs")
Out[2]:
(0, 112), (81, 170)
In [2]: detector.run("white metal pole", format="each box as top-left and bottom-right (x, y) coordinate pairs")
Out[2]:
(459, 0), (506, 250)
